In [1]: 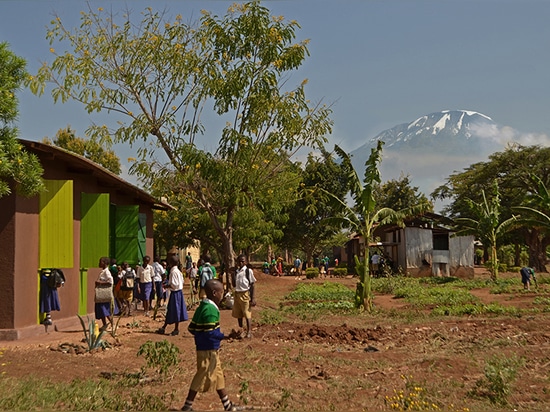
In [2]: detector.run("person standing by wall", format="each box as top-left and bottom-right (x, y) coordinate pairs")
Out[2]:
(231, 254), (256, 339)
(95, 256), (114, 330)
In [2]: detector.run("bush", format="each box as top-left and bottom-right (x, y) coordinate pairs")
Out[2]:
(305, 267), (319, 279)
(332, 267), (347, 277)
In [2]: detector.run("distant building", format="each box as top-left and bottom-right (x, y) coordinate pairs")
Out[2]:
(0, 139), (170, 340)
(341, 212), (474, 278)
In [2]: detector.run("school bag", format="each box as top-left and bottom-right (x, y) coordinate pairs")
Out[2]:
(47, 269), (65, 289)
(121, 269), (135, 291)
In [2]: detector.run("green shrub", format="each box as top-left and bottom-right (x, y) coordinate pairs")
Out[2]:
(305, 267), (319, 279)
(332, 267), (347, 277)
(469, 354), (524, 405)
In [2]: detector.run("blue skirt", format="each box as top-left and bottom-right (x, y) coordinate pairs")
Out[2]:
(95, 302), (112, 319)
(39, 276), (60, 313)
(140, 282), (153, 301)
(165, 290), (188, 324)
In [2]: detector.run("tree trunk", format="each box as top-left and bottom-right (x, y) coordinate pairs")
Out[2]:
(525, 229), (549, 272)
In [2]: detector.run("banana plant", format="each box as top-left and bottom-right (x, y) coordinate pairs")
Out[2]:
(322, 141), (430, 311)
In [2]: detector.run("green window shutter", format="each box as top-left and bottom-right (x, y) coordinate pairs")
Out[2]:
(39, 180), (73, 268)
(80, 193), (110, 268)
(114, 205), (139, 265)
(138, 213), (147, 263)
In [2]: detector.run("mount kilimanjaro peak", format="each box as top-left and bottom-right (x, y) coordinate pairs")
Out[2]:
(361, 109), (499, 155)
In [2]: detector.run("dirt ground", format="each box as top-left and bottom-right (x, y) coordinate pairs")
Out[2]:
(1, 268), (550, 411)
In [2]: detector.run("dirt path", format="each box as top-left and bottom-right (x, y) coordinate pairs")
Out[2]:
(1, 270), (549, 411)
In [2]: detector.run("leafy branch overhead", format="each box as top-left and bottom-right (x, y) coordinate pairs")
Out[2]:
(28, 1), (332, 268)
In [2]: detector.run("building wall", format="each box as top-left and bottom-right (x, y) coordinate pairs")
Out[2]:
(404, 227), (433, 269)
(449, 235), (475, 278)
(0, 192), (16, 331)
(0, 153), (157, 339)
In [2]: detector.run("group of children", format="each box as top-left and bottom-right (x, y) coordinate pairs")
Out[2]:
(96, 253), (255, 411)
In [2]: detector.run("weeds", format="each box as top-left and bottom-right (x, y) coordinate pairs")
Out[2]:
(469, 354), (524, 405)
(257, 308), (285, 326)
(239, 380), (250, 405)
(137, 340), (180, 381)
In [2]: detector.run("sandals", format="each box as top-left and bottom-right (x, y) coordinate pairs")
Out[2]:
(156, 327), (166, 335)
(170, 329), (179, 336)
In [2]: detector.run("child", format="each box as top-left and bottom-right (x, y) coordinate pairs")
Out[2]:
(96, 256), (114, 330)
(156, 255), (188, 336)
(181, 279), (239, 412)
(118, 262), (136, 316)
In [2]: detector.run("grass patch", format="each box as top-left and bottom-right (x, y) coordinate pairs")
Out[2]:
(282, 282), (356, 321)
(0, 376), (172, 410)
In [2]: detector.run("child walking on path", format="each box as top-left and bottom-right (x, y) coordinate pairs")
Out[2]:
(156, 255), (188, 336)
(181, 279), (240, 412)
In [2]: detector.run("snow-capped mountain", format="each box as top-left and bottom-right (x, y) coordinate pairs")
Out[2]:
(351, 110), (502, 158)
(348, 110), (509, 208)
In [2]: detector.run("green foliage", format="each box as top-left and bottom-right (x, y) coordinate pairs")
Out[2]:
(394, 284), (478, 307)
(45, 126), (121, 174)
(257, 308), (286, 326)
(469, 355), (524, 405)
(332, 267), (347, 277)
(285, 282), (353, 301)
(77, 314), (107, 351)
(283, 149), (351, 264)
(282, 282), (355, 320)
(330, 143), (431, 311)
(137, 340), (180, 380)
(305, 267), (319, 279)
(0, 42), (44, 198)
(30, 2), (332, 269)
(453, 181), (516, 280)
(432, 145), (550, 272)
(374, 174), (433, 212)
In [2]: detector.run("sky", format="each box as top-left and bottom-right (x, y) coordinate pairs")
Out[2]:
(2, 0), (550, 206)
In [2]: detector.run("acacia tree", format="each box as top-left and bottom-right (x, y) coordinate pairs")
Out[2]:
(0, 42), (44, 198)
(29, 2), (332, 269)
(330, 141), (430, 311)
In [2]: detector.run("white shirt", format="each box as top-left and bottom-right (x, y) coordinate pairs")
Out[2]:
(234, 265), (256, 292)
(371, 254), (381, 265)
(152, 261), (164, 282)
(168, 266), (184, 291)
(98, 267), (113, 284)
(137, 264), (153, 283)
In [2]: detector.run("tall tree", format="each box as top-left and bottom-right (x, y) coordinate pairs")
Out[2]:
(0, 42), (44, 198)
(374, 173), (433, 211)
(44, 126), (121, 174)
(432, 144), (550, 271)
(282, 149), (350, 266)
(29, 2), (332, 269)
(330, 141), (430, 311)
